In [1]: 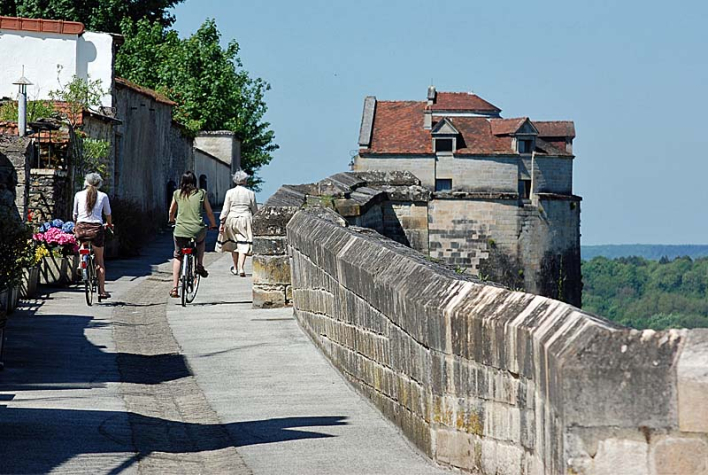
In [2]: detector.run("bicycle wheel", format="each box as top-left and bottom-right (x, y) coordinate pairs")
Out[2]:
(185, 257), (200, 304)
(84, 259), (94, 306)
(181, 256), (190, 307)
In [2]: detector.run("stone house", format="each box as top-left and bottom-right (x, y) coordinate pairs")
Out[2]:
(354, 87), (582, 305)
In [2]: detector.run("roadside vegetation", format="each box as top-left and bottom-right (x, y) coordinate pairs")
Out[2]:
(582, 256), (708, 330)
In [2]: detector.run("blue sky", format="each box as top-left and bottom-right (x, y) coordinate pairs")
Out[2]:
(172, 0), (708, 245)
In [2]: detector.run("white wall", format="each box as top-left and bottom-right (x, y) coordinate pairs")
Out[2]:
(194, 149), (231, 206)
(0, 29), (113, 107)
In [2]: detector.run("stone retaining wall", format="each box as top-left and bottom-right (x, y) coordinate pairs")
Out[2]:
(28, 168), (71, 222)
(288, 208), (708, 475)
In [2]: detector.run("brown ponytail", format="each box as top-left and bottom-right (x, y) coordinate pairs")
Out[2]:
(85, 185), (97, 214)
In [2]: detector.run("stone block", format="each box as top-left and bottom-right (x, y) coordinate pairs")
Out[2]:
(588, 439), (649, 475)
(650, 437), (708, 475)
(677, 329), (708, 433)
(252, 286), (287, 308)
(253, 255), (291, 285)
(253, 205), (300, 236)
(435, 429), (477, 471)
(253, 237), (287, 256)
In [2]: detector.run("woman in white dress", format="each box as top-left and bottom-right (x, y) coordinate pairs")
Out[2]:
(218, 170), (257, 276)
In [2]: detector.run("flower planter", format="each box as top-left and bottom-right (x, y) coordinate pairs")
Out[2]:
(6, 286), (20, 314)
(0, 289), (9, 313)
(0, 309), (6, 370)
(20, 267), (40, 298)
(39, 255), (79, 286)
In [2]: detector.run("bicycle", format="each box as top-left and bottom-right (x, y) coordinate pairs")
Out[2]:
(179, 238), (201, 307)
(79, 242), (99, 306)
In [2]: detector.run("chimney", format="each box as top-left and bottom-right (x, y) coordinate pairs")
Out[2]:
(424, 106), (432, 130)
(427, 85), (437, 106)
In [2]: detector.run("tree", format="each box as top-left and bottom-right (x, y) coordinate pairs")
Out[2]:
(49, 74), (111, 191)
(116, 19), (278, 189)
(0, 0), (184, 33)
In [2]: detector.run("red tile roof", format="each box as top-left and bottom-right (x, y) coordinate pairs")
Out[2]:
(115, 78), (176, 106)
(368, 101), (432, 154)
(0, 16), (84, 35)
(0, 121), (19, 135)
(489, 118), (527, 136)
(534, 121), (575, 139)
(361, 99), (574, 157)
(431, 92), (501, 113)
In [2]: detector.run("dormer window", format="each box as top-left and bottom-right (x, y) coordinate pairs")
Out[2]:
(435, 138), (454, 153)
(431, 117), (459, 154)
(518, 139), (534, 154)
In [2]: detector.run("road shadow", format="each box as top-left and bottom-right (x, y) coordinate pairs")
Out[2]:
(0, 314), (191, 390)
(0, 404), (347, 474)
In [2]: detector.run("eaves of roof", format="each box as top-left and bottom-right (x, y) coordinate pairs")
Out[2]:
(0, 16), (84, 35)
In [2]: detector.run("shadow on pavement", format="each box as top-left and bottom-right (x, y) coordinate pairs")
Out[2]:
(0, 404), (347, 474)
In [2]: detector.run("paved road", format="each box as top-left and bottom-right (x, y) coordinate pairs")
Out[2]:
(0, 231), (451, 474)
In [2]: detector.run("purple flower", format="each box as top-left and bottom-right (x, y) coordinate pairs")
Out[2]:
(39, 222), (51, 233)
(51, 219), (64, 229)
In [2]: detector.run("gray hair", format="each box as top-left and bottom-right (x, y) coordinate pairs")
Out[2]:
(84, 172), (103, 188)
(232, 170), (250, 185)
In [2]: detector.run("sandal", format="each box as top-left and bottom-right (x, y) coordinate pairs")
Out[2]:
(99, 292), (111, 300)
(169, 287), (179, 298)
(196, 265), (209, 278)
(239, 272), (246, 277)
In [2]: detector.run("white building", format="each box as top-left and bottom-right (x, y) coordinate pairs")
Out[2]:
(0, 16), (114, 107)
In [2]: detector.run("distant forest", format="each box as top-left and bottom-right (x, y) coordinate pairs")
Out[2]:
(582, 244), (708, 260)
(582, 256), (708, 330)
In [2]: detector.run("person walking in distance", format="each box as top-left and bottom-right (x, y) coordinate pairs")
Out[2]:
(73, 173), (113, 299)
(169, 171), (217, 298)
(218, 170), (257, 277)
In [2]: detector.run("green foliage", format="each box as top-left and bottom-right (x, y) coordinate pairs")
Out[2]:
(81, 138), (111, 184)
(582, 255), (708, 330)
(582, 244), (708, 261)
(116, 18), (278, 190)
(0, 0), (184, 33)
(0, 205), (32, 290)
(0, 100), (56, 123)
(49, 75), (110, 191)
(49, 71), (105, 128)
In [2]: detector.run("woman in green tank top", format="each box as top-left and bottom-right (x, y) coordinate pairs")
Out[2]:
(168, 171), (217, 298)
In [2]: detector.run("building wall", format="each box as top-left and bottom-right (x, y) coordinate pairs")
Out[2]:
(194, 132), (241, 174)
(520, 156), (573, 194)
(436, 155), (519, 193)
(194, 149), (230, 206)
(114, 86), (193, 213)
(356, 154), (526, 194)
(354, 156), (436, 189)
(428, 198), (521, 275)
(0, 29), (113, 107)
(428, 197), (581, 305)
(383, 201), (429, 253)
(519, 198), (581, 305)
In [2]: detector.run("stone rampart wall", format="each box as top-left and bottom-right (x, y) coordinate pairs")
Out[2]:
(288, 208), (708, 475)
